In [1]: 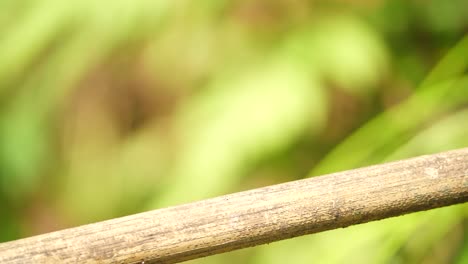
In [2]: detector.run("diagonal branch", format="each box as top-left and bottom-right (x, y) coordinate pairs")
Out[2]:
(1, 148), (467, 264)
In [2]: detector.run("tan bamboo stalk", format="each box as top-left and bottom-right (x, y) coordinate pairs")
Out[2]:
(1, 148), (467, 263)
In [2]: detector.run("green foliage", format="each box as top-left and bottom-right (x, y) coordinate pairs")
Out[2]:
(0, 1), (467, 263)
(149, 55), (326, 208)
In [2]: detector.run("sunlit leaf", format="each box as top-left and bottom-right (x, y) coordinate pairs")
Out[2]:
(286, 14), (388, 96)
(150, 55), (326, 208)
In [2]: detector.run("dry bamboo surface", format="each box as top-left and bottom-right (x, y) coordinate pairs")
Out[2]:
(1, 148), (468, 263)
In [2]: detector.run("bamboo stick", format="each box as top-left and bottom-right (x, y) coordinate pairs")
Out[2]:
(1, 148), (467, 263)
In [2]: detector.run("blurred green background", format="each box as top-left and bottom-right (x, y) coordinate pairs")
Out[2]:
(1, 0), (467, 263)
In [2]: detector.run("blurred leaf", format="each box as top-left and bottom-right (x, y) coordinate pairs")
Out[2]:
(312, 34), (468, 175)
(387, 108), (468, 160)
(0, 0), (76, 95)
(0, 30), (104, 201)
(0, 0), (171, 203)
(312, 76), (468, 175)
(456, 239), (468, 264)
(420, 0), (468, 37)
(422, 35), (468, 87)
(0, 193), (21, 242)
(300, 14), (388, 95)
(149, 54), (326, 208)
(291, 35), (468, 264)
(59, 127), (168, 223)
(0, 105), (48, 199)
